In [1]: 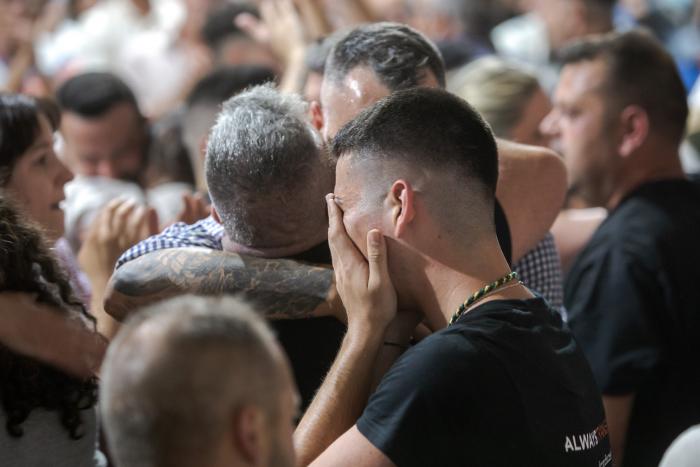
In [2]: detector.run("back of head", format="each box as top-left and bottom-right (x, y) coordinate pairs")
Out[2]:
(205, 84), (328, 247)
(559, 29), (688, 144)
(100, 295), (284, 467)
(186, 66), (276, 110)
(332, 87), (498, 223)
(325, 22), (446, 91)
(201, 2), (258, 51)
(450, 57), (540, 138)
(56, 72), (141, 118)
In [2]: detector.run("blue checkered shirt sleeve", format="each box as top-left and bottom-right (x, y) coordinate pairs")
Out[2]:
(115, 216), (225, 269)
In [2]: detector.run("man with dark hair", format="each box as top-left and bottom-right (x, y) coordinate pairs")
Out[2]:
(541, 30), (700, 467)
(317, 21), (567, 303)
(57, 72), (148, 184)
(323, 22), (446, 93)
(101, 295), (297, 467)
(183, 65), (276, 192)
(295, 87), (610, 467)
(201, 3), (279, 71)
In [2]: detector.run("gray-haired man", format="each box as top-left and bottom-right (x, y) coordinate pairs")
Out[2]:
(109, 85), (344, 411)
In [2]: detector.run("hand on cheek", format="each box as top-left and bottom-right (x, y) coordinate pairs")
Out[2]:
(326, 194), (397, 335)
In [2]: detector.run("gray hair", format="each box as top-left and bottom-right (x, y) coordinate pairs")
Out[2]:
(449, 57), (540, 138)
(100, 295), (282, 467)
(204, 84), (326, 246)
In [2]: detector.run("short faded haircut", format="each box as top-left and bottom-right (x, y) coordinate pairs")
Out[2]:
(332, 87), (498, 218)
(100, 295), (282, 467)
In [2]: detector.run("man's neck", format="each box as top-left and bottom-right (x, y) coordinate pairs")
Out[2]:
(606, 150), (685, 210)
(222, 229), (328, 259)
(414, 237), (524, 330)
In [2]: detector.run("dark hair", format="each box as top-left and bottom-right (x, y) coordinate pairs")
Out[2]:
(201, 3), (258, 53)
(326, 22), (446, 91)
(56, 72), (141, 118)
(583, 0), (616, 19)
(186, 66), (276, 108)
(559, 29), (688, 142)
(146, 114), (196, 187)
(332, 87), (498, 198)
(305, 33), (341, 74)
(0, 196), (98, 439)
(0, 94), (59, 186)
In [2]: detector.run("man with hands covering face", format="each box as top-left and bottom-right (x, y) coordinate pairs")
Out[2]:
(295, 88), (611, 467)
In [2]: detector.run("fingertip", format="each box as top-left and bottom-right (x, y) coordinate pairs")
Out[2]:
(368, 229), (383, 247)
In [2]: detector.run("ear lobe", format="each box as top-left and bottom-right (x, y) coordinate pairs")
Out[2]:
(310, 101), (324, 131)
(390, 180), (415, 237)
(618, 105), (649, 158)
(232, 406), (265, 464)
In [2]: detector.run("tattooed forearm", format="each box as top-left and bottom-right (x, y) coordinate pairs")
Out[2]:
(104, 248), (337, 322)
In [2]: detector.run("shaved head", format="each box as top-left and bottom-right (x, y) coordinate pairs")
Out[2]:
(100, 295), (296, 467)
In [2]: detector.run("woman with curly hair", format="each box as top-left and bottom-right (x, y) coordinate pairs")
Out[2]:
(0, 93), (107, 465)
(0, 195), (105, 466)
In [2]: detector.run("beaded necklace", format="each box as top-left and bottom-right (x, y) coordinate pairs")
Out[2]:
(448, 271), (521, 326)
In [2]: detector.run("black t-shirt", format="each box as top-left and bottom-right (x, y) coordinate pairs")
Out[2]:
(357, 297), (610, 467)
(273, 202), (511, 412)
(271, 199), (509, 412)
(270, 241), (345, 411)
(565, 179), (700, 467)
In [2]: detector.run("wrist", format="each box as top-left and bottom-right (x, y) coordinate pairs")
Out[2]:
(345, 320), (386, 348)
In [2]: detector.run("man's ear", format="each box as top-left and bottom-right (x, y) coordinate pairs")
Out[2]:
(618, 105), (649, 158)
(211, 205), (222, 224)
(232, 405), (266, 465)
(198, 135), (209, 164)
(388, 180), (416, 238)
(310, 101), (324, 131)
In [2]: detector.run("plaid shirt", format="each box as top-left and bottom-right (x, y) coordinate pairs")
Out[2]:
(513, 232), (566, 319)
(116, 216), (224, 269)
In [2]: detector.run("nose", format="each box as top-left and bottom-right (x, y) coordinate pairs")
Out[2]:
(55, 154), (74, 187)
(539, 109), (560, 138)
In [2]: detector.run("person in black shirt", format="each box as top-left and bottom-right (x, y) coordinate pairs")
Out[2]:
(295, 88), (610, 467)
(541, 31), (700, 466)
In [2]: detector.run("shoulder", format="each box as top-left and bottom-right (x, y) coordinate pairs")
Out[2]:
(116, 216), (223, 268)
(571, 180), (700, 277)
(370, 329), (484, 403)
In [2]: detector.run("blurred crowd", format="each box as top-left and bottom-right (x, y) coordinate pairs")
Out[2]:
(1, 0), (700, 467)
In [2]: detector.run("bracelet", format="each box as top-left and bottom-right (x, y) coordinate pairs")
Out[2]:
(383, 341), (409, 350)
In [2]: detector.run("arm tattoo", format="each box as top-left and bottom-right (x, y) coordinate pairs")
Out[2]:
(107, 248), (335, 320)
